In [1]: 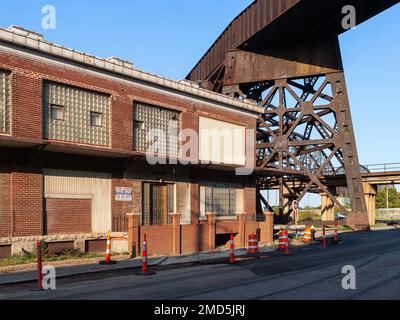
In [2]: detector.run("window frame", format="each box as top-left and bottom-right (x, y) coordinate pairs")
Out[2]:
(50, 104), (65, 121)
(133, 102), (181, 155)
(90, 111), (103, 127)
(205, 183), (237, 217)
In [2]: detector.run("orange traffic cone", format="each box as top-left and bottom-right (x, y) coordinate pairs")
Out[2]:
(99, 232), (117, 265)
(229, 231), (235, 264)
(331, 221), (342, 244)
(135, 234), (155, 275)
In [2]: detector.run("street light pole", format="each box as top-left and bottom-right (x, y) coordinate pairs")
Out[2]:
(386, 187), (389, 212)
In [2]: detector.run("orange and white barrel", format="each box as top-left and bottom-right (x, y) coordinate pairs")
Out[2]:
(280, 228), (288, 250)
(248, 233), (258, 254)
(284, 228), (290, 255)
(278, 228), (286, 250)
(303, 226), (312, 243)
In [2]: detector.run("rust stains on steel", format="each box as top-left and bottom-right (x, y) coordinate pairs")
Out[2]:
(187, 0), (398, 83)
(186, 0), (399, 230)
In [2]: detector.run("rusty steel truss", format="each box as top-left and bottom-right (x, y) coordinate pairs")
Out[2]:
(187, 0), (399, 230)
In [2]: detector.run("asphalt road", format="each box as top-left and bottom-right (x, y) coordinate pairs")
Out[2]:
(1, 229), (400, 300)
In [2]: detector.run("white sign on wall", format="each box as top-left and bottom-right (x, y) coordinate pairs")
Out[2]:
(115, 187), (133, 202)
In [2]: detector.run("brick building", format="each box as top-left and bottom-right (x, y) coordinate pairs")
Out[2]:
(0, 26), (273, 258)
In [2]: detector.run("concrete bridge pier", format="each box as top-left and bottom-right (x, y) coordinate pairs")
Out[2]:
(320, 192), (335, 221)
(363, 182), (377, 226)
(320, 184), (376, 226)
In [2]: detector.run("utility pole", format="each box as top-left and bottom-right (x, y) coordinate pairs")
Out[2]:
(386, 187), (389, 212)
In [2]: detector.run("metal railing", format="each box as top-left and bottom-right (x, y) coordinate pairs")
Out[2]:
(112, 215), (128, 233)
(363, 163), (400, 173)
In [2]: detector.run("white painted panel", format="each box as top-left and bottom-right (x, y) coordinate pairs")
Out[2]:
(236, 188), (244, 213)
(199, 117), (245, 165)
(176, 182), (190, 224)
(199, 186), (206, 218)
(44, 169), (111, 233)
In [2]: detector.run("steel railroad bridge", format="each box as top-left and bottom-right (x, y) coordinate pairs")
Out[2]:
(186, 0), (399, 230)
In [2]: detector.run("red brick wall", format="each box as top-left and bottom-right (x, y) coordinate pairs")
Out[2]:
(140, 225), (173, 256)
(11, 72), (42, 140)
(0, 172), (11, 237)
(244, 186), (257, 218)
(111, 178), (142, 232)
(128, 215), (273, 257)
(111, 179), (133, 228)
(12, 170), (43, 237)
(45, 198), (92, 235)
(0, 51), (256, 154)
(181, 224), (209, 254)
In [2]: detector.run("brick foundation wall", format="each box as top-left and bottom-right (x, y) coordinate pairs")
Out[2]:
(45, 198), (92, 235)
(181, 224), (210, 254)
(141, 225), (174, 256)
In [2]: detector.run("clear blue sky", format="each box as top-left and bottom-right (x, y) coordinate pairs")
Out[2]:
(1, 0), (399, 166)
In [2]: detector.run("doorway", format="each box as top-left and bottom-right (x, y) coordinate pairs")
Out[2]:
(143, 182), (174, 226)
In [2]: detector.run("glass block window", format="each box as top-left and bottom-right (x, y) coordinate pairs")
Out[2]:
(0, 70), (10, 134)
(44, 82), (110, 146)
(205, 183), (236, 217)
(133, 103), (180, 156)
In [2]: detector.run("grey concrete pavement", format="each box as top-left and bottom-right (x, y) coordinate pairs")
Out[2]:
(0, 247), (274, 286)
(1, 229), (399, 300)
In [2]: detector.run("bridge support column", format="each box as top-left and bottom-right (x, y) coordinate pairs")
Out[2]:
(321, 193), (335, 221)
(363, 183), (377, 226)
